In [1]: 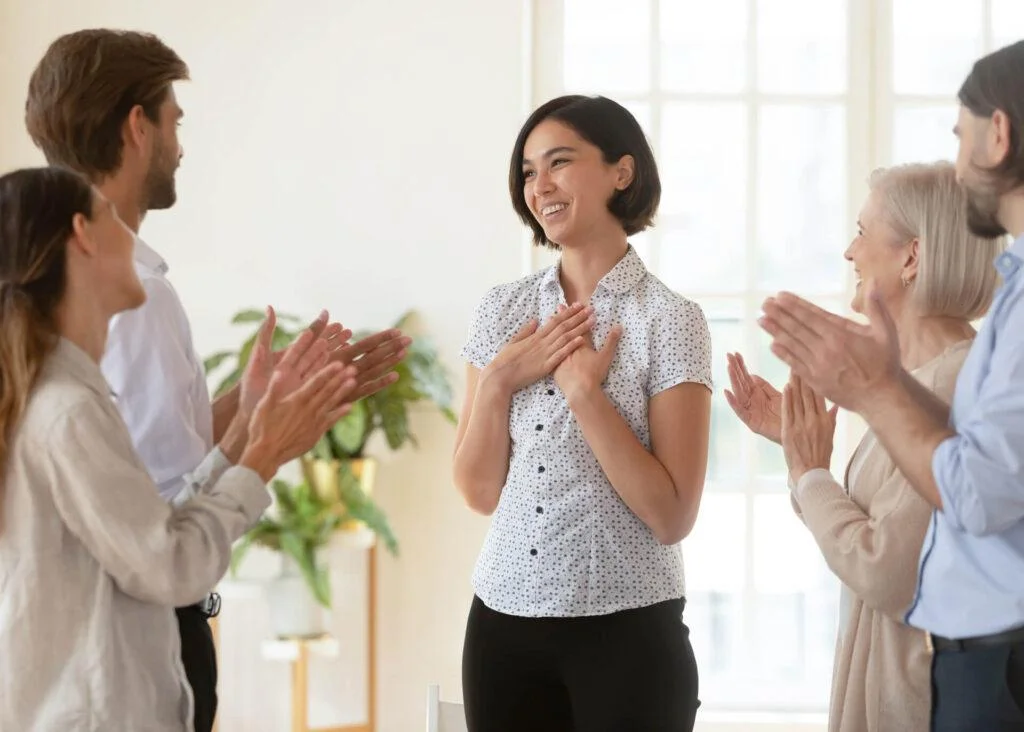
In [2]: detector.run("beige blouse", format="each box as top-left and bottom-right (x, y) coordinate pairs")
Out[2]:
(792, 341), (970, 732)
(0, 339), (270, 732)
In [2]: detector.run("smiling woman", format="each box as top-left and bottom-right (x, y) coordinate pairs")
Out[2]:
(509, 95), (660, 251)
(453, 95), (712, 732)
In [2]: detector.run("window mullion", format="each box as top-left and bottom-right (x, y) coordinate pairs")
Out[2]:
(649, 0), (663, 276)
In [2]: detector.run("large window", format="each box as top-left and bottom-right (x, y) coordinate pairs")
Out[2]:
(532, 0), (1024, 715)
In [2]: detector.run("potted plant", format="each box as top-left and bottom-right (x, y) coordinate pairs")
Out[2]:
(227, 474), (394, 638)
(206, 308), (455, 625)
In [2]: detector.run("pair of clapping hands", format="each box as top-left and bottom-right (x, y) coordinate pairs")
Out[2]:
(724, 353), (839, 484)
(484, 302), (623, 402)
(234, 307), (410, 482)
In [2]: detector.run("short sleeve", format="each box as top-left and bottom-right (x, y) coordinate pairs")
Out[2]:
(460, 286), (504, 369)
(648, 298), (713, 397)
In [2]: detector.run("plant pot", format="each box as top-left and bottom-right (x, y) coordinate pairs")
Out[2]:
(300, 456), (377, 531)
(266, 554), (327, 640)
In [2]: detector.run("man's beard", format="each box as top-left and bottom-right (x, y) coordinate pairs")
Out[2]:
(144, 142), (177, 211)
(965, 181), (1007, 239)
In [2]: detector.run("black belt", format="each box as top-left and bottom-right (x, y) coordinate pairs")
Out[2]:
(189, 592), (221, 619)
(928, 624), (1024, 653)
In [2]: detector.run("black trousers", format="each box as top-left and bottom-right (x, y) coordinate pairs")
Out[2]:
(931, 641), (1024, 731)
(462, 595), (700, 732)
(175, 605), (218, 732)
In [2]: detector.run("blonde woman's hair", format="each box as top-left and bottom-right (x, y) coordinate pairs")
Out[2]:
(868, 161), (1005, 320)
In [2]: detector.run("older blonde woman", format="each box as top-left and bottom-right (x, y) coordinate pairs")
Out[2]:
(725, 161), (1004, 731)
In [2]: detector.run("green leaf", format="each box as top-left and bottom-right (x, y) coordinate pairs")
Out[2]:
(230, 309), (302, 325)
(392, 309), (415, 330)
(271, 326), (296, 351)
(214, 366), (244, 398)
(203, 351), (235, 375)
(229, 534), (255, 576)
(337, 465), (399, 555)
(310, 435), (334, 461)
(271, 479), (298, 516)
(279, 533), (330, 607)
(311, 565), (331, 608)
(379, 397), (410, 450)
(230, 519), (281, 573)
(331, 400), (369, 456)
(231, 309), (268, 324)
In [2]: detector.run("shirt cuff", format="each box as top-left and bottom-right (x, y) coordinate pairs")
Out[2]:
(169, 447), (233, 507)
(219, 466), (272, 524)
(792, 468), (835, 501)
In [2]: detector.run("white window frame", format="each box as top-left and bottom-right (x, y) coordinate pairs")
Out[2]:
(525, 0), (1016, 725)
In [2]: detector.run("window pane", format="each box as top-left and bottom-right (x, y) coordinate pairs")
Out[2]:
(660, 0), (747, 93)
(686, 494), (745, 705)
(628, 229), (654, 266)
(756, 104), (847, 293)
(686, 591), (743, 680)
(990, 0), (1024, 48)
(754, 494), (833, 592)
(622, 101), (651, 140)
(757, 0), (846, 94)
(685, 494), (746, 594)
(893, 0), (982, 95)
(705, 306), (746, 486)
(892, 104), (958, 166)
(750, 591), (837, 708)
(563, 0), (651, 94)
(658, 103), (747, 293)
(751, 495), (838, 706)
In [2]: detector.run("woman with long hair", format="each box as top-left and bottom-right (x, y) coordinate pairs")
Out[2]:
(0, 166), (357, 731)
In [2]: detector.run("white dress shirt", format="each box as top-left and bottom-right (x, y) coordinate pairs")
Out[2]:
(101, 239), (215, 505)
(461, 245), (713, 617)
(0, 339), (269, 732)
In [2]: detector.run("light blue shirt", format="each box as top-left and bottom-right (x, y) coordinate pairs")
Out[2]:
(906, 234), (1024, 638)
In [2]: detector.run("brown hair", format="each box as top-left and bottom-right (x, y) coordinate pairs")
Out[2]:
(0, 167), (94, 525)
(509, 95), (661, 249)
(25, 29), (189, 180)
(958, 40), (1024, 192)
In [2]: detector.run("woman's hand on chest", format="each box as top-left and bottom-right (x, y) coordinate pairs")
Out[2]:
(484, 302), (595, 394)
(553, 304), (625, 407)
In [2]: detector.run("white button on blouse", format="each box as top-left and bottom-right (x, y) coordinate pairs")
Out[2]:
(461, 246), (713, 617)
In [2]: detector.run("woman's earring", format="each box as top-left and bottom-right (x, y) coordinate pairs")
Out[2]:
(901, 275), (912, 288)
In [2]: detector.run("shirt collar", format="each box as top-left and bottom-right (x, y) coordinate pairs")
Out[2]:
(48, 337), (115, 399)
(995, 234), (1024, 279)
(540, 244), (647, 295)
(133, 236), (169, 275)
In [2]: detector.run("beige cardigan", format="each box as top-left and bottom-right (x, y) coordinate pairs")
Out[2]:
(791, 341), (970, 732)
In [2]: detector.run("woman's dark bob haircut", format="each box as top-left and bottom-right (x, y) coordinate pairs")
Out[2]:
(509, 95), (661, 248)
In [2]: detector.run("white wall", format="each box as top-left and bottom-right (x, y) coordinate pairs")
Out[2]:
(0, 3), (826, 730)
(0, 2), (528, 730)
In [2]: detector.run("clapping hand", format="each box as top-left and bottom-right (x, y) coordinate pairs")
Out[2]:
(328, 327), (411, 401)
(264, 309), (411, 406)
(240, 307), (330, 418)
(780, 371), (838, 484)
(759, 284), (902, 413)
(241, 360), (359, 482)
(724, 352), (783, 444)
